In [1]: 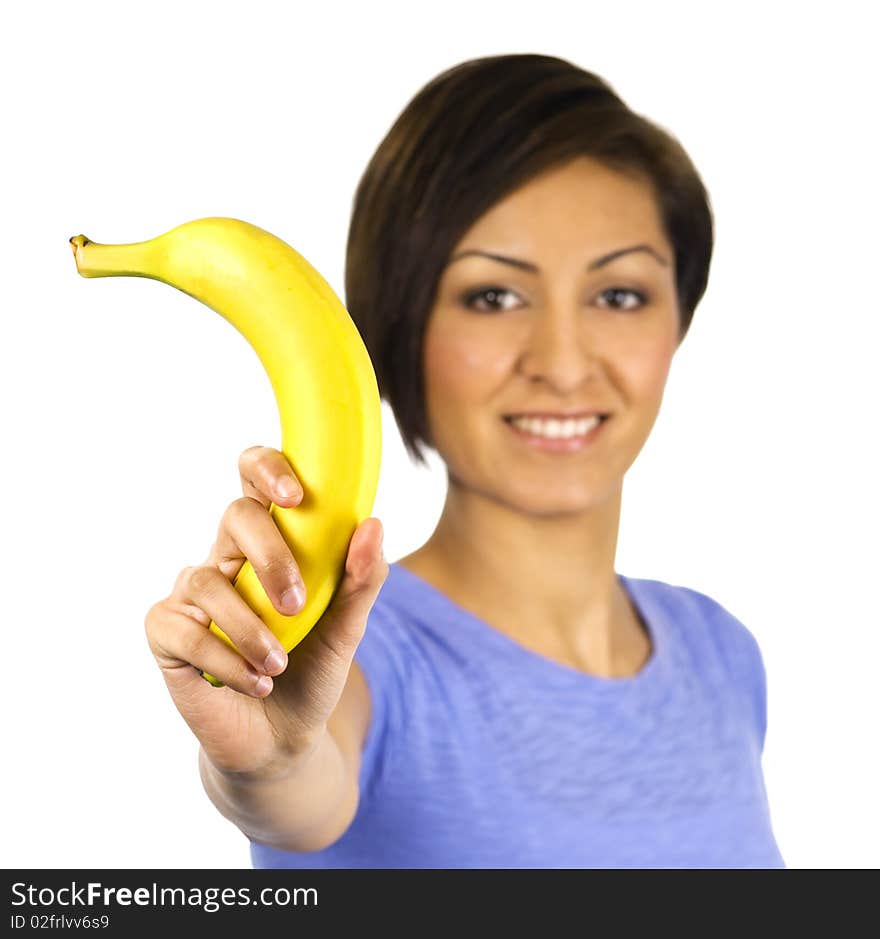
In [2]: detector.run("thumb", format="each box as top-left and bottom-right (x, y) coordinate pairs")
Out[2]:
(311, 516), (388, 656)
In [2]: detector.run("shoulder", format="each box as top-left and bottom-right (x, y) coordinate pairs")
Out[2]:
(630, 575), (769, 746)
(632, 574), (765, 676)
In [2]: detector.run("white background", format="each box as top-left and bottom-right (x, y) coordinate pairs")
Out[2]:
(1, 0), (877, 870)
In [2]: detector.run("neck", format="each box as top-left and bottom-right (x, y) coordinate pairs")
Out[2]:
(398, 474), (646, 676)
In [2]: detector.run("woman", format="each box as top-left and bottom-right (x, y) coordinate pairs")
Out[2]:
(145, 53), (785, 868)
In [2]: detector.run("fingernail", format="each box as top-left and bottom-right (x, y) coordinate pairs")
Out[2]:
(277, 475), (299, 499)
(263, 649), (287, 674)
(280, 582), (305, 612)
(254, 675), (273, 696)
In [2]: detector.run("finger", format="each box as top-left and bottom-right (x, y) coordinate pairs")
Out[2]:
(174, 564), (289, 676)
(239, 444), (303, 510)
(310, 517), (388, 664)
(147, 605), (274, 698)
(270, 517), (387, 724)
(207, 497), (306, 615)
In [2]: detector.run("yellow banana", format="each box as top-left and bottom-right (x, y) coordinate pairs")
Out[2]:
(69, 218), (382, 683)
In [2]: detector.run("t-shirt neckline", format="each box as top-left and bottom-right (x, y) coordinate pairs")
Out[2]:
(385, 561), (670, 697)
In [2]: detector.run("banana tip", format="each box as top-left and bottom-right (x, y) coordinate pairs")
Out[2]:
(69, 234), (90, 272)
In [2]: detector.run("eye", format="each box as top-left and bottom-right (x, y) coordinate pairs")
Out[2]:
(460, 286), (522, 313)
(597, 287), (648, 311)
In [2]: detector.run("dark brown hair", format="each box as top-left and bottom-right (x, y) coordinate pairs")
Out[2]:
(345, 53), (714, 466)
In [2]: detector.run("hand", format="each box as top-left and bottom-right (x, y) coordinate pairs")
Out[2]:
(143, 445), (388, 777)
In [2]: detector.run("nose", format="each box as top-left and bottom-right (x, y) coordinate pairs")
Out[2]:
(516, 305), (599, 392)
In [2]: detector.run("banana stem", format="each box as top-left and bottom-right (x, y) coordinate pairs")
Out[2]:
(69, 234), (158, 279)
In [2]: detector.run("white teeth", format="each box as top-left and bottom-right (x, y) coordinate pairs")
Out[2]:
(508, 415), (602, 438)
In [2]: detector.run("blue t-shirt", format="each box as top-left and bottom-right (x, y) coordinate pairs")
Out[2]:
(251, 563), (785, 868)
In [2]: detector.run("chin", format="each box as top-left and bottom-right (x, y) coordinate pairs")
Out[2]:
(505, 485), (611, 518)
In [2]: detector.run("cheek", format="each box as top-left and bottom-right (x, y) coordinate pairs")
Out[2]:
(424, 325), (511, 406)
(643, 349), (674, 390)
(628, 334), (678, 408)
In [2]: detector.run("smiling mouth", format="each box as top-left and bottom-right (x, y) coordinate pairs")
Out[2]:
(503, 413), (609, 440)
(503, 414), (611, 453)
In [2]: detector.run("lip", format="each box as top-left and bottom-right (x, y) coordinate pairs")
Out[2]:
(503, 410), (609, 419)
(503, 414), (608, 453)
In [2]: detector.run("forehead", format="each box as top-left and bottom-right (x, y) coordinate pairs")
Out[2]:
(453, 156), (666, 255)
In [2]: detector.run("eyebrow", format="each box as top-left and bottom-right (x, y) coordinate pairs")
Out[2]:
(447, 243), (670, 273)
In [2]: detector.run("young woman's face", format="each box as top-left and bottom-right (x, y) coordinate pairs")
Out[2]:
(422, 155), (681, 515)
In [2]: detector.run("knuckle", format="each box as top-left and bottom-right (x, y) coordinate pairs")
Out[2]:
(143, 600), (164, 635)
(188, 564), (219, 596)
(144, 603), (175, 658)
(173, 566), (194, 593)
(225, 495), (259, 525)
(232, 621), (264, 655)
(239, 444), (266, 468)
(186, 626), (212, 663)
(260, 554), (296, 580)
(315, 627), (358, 669)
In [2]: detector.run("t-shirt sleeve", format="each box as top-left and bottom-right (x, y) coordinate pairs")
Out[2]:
(682, 587), (770, 753)
(352, 599), (413, 806)
(751, 632), (768, 752)
(735, 624), (769, 753)
(712, 600), (769, 752)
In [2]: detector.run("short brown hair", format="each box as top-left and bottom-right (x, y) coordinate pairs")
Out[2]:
(344, 53), (714, 467)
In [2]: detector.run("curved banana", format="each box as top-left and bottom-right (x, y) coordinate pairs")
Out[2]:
(69, 217), (382, 679)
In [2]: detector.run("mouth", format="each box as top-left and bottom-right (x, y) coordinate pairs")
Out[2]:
(502, 413), (610, 451)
